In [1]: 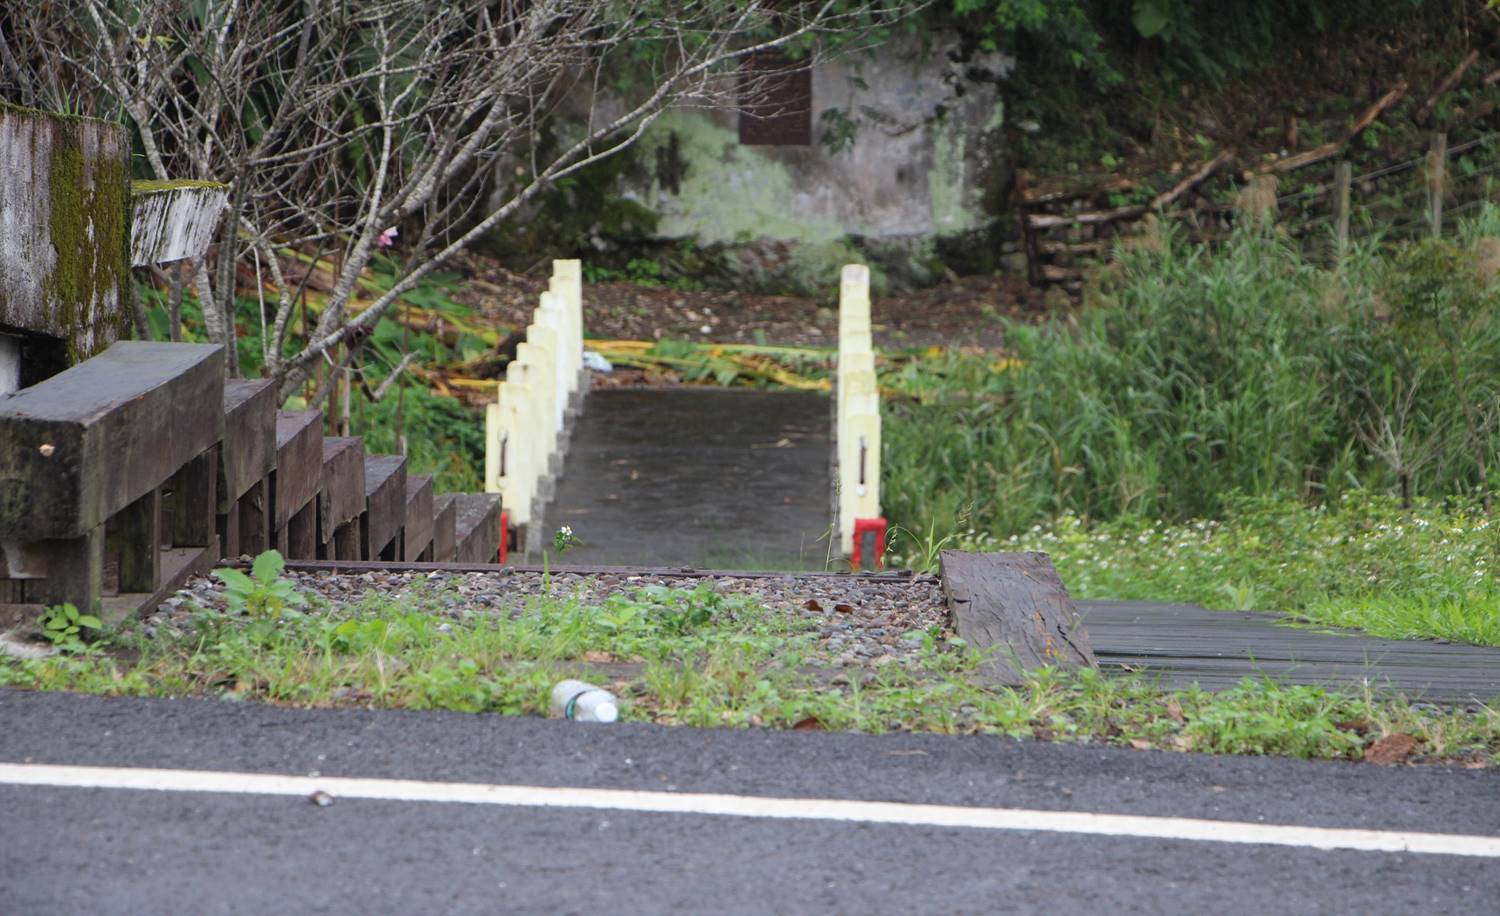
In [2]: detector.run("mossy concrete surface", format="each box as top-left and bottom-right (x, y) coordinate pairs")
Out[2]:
(619, 35), (1012, 290)
(0, 104), (131, 365)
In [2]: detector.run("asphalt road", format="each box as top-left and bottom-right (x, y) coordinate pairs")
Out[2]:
(1, 689), (1497, 914)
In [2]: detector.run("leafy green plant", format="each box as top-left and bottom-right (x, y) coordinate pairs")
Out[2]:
(996, 493), (1500, 646)
(212, 550), (307, 621)
(883, 223), (1500, 544)
(39, 603), (103, 651)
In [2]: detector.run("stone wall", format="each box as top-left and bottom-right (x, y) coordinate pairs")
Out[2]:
(0, 103), (131, 367)
(614, 35), (1012, 289)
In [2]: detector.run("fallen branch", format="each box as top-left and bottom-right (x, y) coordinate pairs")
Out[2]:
(1026, 150), (1232, 231)
(1417, 50), (1479, 123)
(1019, 175), (1138, 207)
(1152, 149), (1234, 209)
(1026, 203), (1146, 231)
(1263, 141), (1341, 175)
(1345, 81), (1409, 142)
(1261, 81), (1408, 174)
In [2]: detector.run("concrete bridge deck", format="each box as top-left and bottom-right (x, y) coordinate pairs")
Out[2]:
(544, 388), (834, 569)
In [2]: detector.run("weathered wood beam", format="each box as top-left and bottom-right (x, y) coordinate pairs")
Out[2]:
(317, 437), (365, 560)
(361, 455), (407, 561)
(0, 341), (224, 541)
(219, 380), (276, 508)
(940, 551), (1096, 685)
(0, 103), (131, 365)
(452, 493), (502, 564)
(217, 380), (276, 559)
(270, 410), (322, 533)
(270, 410), (322, 560)
(431, 494), (458, 563)
(1416, 50), (1479, 124)
(168, 447), (217, 549)
(129, 179), (228, 266)
(402, 475), (435, 563)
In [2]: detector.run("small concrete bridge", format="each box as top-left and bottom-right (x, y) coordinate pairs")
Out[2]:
(488, 266), (883, 570)
(545, 387), (834, 569)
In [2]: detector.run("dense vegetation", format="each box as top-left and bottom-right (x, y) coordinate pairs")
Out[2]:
(883, 218), (1500, 536)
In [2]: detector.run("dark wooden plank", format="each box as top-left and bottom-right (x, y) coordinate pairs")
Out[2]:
(318, 437), (365, 549)
(402, 475), (434, 563)
(270, 410), (323, 533)
(940, 551), (1095, 685)
(218, 379), (276, 508)
(0, 341), (224, 540)
(236, 479), (270, 558)
(169, 447), (216, 548)
(282, 500), (318, 561)
(333, 522), (360, 561)
(110, 488), (160, 594)
(452, 493), (502, 564)
(218, 498), (241, 559)
(98, 545), (216, 627)
(15, 527), (105, 611)
(361, 455), (407, 561)
(431, 494), (458, 563)
(1079, 600), (1500, 702)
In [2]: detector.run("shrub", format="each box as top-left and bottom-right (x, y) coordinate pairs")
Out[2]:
(883, 224), (1500, 539)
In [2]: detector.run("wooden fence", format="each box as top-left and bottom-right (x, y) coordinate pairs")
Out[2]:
(1020, 128), (1500, 288)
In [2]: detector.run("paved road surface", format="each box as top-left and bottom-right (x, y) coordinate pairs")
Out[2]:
(1, 689), (1496, 914)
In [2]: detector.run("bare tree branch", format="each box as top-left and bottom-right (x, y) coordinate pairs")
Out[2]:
(5, 0), (913, 402)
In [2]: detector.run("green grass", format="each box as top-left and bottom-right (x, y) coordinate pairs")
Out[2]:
(881, 222), (1500, 540)
(905, 494), (1500, 647)
(2, 578), (1495, 764)
(880, 218), (1500, 647)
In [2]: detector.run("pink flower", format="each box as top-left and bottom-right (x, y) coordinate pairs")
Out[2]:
(377, 226), (399, 249)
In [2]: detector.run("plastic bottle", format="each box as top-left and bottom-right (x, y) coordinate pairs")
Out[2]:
(550, 679), (619, 723)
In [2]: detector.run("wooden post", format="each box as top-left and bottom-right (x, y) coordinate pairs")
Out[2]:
(1429, 132), (1447, 238)
(284, 502), (318, 560)
(1333, 161), (1352, 252)
(113, 489), (161, 594)
(169, 448), (217, 548)
(940, 551), (1096, 685)
(236, 479), (270, 557)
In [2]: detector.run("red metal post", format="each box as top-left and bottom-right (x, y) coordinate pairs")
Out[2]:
(850, 516), (887, 571)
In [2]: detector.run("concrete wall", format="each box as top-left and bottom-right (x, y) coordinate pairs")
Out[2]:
(623, 36), (1011, 288)
(0, 103), (131, 366)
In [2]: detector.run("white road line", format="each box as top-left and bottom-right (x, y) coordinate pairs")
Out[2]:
(2, 762), (1497, 858)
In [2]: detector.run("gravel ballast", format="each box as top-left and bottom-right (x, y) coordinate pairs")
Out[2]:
(145, 569), (956, 683)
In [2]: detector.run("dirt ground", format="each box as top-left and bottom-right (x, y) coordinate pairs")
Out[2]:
(449, 251), (1046, 350)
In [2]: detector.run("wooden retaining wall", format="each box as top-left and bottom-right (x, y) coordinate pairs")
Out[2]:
(0, 341), (501, 624)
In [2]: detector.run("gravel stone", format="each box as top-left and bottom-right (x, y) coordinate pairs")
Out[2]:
(142, 569), (957, 680)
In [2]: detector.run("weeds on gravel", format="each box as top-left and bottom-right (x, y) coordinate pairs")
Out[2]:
(1, 578), (1496, 765)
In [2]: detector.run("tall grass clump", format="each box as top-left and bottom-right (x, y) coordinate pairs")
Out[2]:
(883, 220), (1500, 539)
